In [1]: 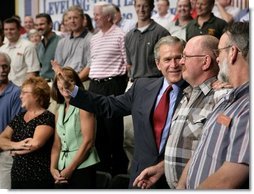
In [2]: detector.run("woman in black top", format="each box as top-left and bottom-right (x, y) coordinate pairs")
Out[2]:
(0, 77), (55, 189)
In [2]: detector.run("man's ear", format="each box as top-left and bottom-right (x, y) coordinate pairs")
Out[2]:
(155, 59), (161, 71)
(230, 45), (239, 64)
(202, 55), (212, 71)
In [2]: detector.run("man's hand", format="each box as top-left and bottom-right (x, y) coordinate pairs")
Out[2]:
(212, 80), (233, 90)
(51, 60), (62, 75)
(51, 60), (75, 94)
(133, 162), (164, 189)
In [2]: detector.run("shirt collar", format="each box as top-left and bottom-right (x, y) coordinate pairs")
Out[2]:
(194, 13), (216, 26)
(0, 81), (17, 97)
(227, 81), (249, 102)
(6, 38), (22, 48)
(70, 29), (88, 39)
(134, 20), (157, 33)
(97, 24), (118, 37)
(163, 78), (183, 93)
(42, 32), (58, 45)
(183, 76), (217, 97)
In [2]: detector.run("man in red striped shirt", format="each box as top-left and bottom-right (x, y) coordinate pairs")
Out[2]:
(88, 2), (129, 176)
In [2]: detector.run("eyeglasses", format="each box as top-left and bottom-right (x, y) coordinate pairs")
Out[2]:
(214, 45), (243, 57)
(180, 54), (207, 61)
(213, 45), (232, 57)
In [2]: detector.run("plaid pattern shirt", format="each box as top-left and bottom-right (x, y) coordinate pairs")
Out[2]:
(164, 77), (230, 188)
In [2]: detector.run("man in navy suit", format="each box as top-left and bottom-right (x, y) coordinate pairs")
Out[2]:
(51, 35), (188, 188)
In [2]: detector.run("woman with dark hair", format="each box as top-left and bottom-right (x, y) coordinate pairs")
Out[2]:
(50, 67), (99, 189)
(83, 13), (95, 33)
(0, 76), (55, 189)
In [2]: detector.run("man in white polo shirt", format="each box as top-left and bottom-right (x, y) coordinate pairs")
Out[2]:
(0, 17), (40, 87)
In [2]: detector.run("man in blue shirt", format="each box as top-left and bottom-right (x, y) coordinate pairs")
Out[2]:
(0, 52), (23, 189)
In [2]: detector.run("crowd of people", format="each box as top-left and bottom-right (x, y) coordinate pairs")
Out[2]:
(0, 0), (249, 189)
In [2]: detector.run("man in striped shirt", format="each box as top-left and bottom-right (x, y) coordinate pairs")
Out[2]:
(88, 2), (128, 176)
(177, 21), (249, 189)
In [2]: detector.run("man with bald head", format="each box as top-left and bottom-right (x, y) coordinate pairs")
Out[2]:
(133, 35), (230, 189)
(21, 16), (35, 39)
(178, 21), (249, 189)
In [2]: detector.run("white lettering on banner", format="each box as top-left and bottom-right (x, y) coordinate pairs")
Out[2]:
(39, 0), (136, 30)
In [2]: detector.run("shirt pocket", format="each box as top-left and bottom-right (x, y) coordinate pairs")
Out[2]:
(185, 114), (207, 141)
(13, 52), (25, 72)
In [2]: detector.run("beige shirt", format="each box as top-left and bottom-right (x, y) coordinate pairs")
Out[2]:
(0, 38), (40, 86)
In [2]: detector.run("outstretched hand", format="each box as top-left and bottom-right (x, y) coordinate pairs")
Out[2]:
(51, 60), (62, 75)
(51, 60), (75, 93)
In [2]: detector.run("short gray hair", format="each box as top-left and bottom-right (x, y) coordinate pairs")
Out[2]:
(0, 52), (11, 66)
(95, 2), (116, 21)
(154, 35), (186, 60)
(27, 29), (40, 39)
(225, 21), (249, 60)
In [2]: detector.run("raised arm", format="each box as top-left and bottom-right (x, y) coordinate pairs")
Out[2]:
(214, 0), (234, 23)
(51, 60), (75, 93)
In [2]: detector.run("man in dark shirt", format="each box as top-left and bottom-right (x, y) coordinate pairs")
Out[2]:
(186, 0), (227, 41)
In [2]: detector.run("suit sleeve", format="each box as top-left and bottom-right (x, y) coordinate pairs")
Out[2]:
(69, 87), (133, 118)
